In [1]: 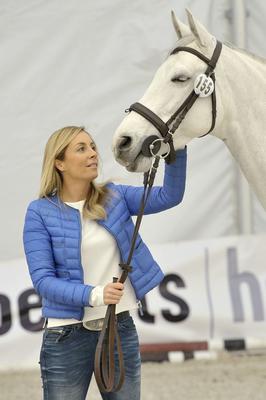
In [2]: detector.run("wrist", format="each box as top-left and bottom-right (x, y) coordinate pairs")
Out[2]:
(89, 286), (105, 307)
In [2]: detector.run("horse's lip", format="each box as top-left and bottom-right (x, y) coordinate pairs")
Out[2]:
(125, 152), (146, 171)
(115, 150), (140, 167)
(116, 142), (152, 169)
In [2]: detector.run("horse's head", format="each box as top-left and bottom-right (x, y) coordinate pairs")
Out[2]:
(112, 9), (223, 172)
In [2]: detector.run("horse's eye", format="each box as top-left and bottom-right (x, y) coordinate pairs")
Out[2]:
(171, 76), (189, 83)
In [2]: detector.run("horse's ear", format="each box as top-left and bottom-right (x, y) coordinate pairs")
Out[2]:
(185, 8), (212, 48)
(171, 10), (191, 40)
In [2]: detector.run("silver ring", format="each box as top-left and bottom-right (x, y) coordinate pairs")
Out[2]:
(149, 138), (170, 159)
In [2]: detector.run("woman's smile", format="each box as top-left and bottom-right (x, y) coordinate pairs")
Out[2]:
(86, 162), (98, 168)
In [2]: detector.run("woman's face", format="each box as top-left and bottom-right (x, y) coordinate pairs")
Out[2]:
(56, 131), (98, 183)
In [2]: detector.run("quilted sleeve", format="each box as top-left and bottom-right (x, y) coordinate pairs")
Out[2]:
(119, 147), (187, 216)
(23, 202), (93, 307)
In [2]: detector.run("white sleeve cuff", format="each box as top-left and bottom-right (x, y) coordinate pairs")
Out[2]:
(89, 286), (105, 307)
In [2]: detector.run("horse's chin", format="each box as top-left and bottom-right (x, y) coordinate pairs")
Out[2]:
(118, 153), (152, 173)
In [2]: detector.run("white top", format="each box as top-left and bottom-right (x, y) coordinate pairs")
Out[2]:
(47, 199), (138, 327)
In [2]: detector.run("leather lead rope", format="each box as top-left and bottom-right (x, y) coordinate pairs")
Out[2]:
(94, 156), (160, 393)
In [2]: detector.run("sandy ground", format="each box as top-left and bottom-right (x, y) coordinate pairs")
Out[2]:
(1, 351), (266, 400)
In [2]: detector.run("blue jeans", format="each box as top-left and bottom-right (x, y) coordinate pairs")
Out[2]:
(39, 314), (141, 400)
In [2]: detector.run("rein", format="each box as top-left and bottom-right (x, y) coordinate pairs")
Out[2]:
(94, 156), (160, 392)
(94, 40), (222, 393)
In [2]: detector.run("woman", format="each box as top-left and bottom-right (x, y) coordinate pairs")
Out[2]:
(23, 125), (187, 400)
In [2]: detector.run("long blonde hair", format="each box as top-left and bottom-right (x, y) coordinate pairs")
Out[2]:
(39, 126), (111, 220)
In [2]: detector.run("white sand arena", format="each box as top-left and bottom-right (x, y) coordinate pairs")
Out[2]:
(1, 351), (266, 400)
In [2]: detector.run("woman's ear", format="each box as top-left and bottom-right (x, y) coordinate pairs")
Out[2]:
(55, 159), (65, 172)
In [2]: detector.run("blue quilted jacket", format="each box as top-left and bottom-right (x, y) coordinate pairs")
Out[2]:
(23, 148), (187, 320)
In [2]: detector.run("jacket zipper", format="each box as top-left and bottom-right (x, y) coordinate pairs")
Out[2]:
(98, 220), (140, 305)
(76, 210), (83, 278)
(76, 209), (85, 320)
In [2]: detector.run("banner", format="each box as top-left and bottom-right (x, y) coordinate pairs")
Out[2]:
(1, 234), (266, 369)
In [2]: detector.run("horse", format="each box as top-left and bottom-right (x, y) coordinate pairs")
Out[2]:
(112, 9), (266, 210)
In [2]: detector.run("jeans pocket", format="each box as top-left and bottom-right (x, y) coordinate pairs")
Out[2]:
(117, 315), (136, 331)
(44, 325), (76, 343)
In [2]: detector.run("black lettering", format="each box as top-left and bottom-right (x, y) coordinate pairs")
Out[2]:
(0, 294), (12, 335)
(159, 274), (189, 322)
(18, 289), (43, 332)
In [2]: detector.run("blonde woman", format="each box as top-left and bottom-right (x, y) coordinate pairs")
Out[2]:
(23, 126), (187, 400)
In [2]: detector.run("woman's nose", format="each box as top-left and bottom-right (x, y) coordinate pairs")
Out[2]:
(89, 148), (97, 157)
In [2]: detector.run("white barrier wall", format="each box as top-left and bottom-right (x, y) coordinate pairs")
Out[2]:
(1, 235), (266, 370)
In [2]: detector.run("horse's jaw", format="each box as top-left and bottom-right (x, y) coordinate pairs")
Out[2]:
(125, 155), (153, 173)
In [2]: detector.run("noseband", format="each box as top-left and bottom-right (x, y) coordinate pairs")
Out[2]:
(126, 40), (222, 164)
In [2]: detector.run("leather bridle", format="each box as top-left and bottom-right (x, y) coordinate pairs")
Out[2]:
(94, 40), (222, 393)
(127, 40), (222, 164)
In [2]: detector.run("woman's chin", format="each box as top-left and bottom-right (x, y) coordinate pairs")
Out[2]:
(83, 170), (98, 181)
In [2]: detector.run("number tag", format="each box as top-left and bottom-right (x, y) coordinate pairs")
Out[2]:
(194, 73), (214, 97)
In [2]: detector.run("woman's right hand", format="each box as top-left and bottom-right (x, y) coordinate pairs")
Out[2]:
(103, 282), (124, 305)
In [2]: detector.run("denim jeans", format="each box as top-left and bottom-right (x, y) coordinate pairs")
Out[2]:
(39, 314), (141, 400)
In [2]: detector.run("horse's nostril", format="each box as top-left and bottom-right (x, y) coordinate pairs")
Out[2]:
(118, 136), (132, 150)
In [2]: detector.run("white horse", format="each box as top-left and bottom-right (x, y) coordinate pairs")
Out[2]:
(112, 9), (266, 209)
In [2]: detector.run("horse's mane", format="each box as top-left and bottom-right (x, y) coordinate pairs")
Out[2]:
(168, 36), (266, 66)
(224, 41), (266, 65)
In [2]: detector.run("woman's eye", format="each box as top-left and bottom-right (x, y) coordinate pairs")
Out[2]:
(171, 76), (190, 83)
(77, 145), (96, 152)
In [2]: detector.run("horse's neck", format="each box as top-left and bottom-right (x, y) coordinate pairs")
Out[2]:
(214, 45), (266, 207)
